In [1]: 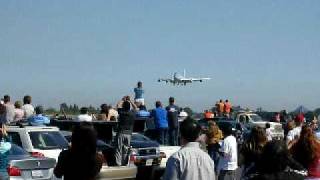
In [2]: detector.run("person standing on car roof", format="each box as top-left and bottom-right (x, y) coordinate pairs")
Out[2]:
(0, 124), (11, 180)
(114, 97), (137, 166)
(134, 81), (145, 106)
(152, 101), (169, 145)
(28, 106), (50, 126)
(76, 107), (93, 122)
(166, 97), (180, 146)
(54, 123), (103, 180)
(163, 118), (216, 180)
(13, 101), (24, 122)
(0, 95), (15, 124)
(22, 95), (35, 119)
(218, 99), (225, 117)
(224, 100), (232, 118)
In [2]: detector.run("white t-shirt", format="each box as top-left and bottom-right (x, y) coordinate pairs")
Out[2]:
(22, 104), (35, 118)
(266, 128), (272, 141)
(218, 135), (238, 171)
(286, 126), (302, 144)
(76, 114), (93, 122)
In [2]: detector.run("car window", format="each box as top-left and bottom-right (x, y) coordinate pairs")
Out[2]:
(250, 115), (263, 122)
(29, 131), (69, 150)
(132, 134), (151, 141)
(7, 132), (23, 147)
(9, 144), (29, 156)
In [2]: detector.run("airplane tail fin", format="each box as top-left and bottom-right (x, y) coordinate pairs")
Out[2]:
(183, 69), (186, 78)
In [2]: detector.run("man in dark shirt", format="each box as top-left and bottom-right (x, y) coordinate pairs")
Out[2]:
(166, 97), (180, 146)
(115, 100), (136, 166)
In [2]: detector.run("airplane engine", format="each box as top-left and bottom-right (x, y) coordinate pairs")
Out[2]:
(158, 79), (161, 82)
(200, 80), (203, 82)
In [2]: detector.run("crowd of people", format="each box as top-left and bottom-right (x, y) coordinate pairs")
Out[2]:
(164, 116), (320, 180)
(0, 81), (320, 180)
(0, 95), (50, 126)
(203, 99), (233, 120)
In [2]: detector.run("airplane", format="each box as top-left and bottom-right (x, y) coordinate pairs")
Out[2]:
(158, 70), (211, 86)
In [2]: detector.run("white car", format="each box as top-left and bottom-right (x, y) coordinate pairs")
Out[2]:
(6, 126), (67, 160)
(159, 146), (180, 169)
(235, 112), (284, 139)
(7, 126), (137, 180)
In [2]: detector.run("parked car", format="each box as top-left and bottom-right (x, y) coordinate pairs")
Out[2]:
(61, 130), (138, 180)
(158, 145), (180, 169)
(7, 126), (68, 160)
(8, 126), (137, 180)
(130, 133), (161, 167)
(8, 144), (56, 180)
(64, 131), (160, 180)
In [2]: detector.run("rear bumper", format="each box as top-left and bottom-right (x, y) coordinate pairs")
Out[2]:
(133, 155), (161, 167)
(97, 165), (137, 180)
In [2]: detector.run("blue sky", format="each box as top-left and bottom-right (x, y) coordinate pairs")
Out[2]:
(0, 0), (319, 112)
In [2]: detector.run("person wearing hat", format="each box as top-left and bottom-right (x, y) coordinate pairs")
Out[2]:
(27, 106), (50, 126)
(14, 101), (24, 122)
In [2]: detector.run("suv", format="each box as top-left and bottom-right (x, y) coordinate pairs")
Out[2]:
(234, 111), (284, 139)
(7, 126), (137, 180)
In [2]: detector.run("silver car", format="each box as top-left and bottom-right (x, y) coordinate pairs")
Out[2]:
(8, 144), (56, 180)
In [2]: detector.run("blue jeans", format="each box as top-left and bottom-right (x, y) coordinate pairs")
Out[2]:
(157, 128), (168, 145)
(207, 144), (220, 173)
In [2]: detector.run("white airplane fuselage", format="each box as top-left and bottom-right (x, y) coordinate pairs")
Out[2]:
(158, 70), (210, 85)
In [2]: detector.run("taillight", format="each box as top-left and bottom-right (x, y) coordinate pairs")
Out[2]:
(129, 154), (136, 163)
(31, 152), (45, 158)
(7, 166), (21, 176)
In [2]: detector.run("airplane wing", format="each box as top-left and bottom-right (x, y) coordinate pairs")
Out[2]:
(158, 78), (174, 83)
(181, 77), (211, 82)
(192, 78), (211, 81)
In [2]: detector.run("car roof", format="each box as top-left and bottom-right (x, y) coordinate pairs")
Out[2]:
(6, 126), (60, 131)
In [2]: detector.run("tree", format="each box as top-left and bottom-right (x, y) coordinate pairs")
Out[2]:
(45, 107), (58, 115)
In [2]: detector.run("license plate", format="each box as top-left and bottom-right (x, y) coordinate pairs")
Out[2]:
(146, 159), (153, 166)
(32, 170), (44, 178)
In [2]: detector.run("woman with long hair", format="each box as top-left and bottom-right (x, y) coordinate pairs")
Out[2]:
(206, 121), (223, 172)
(240, 126), (268, 178)
(54, 123), (103, 180)
(250, 140), (304, 180)
(291, 125), (320, 179)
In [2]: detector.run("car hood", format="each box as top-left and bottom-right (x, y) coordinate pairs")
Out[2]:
(130, 140), (159, 148)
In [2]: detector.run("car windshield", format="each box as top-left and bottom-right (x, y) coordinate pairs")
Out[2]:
(217, 121), (236, 129)
(29, 131), (69, 150)
(250, 114), (263, 122)
(9, 144), (29, 156)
